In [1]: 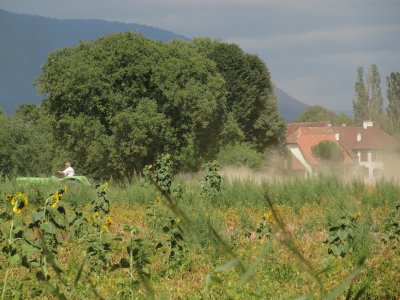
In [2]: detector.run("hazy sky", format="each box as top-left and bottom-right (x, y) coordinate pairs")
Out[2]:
(1, 0), (399, 110)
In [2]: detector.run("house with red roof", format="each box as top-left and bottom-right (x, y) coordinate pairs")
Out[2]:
(286, 121), (397, 179)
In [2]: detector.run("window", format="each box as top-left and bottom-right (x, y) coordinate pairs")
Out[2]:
(360, 151), (368, 162)
(371, 151), (382, 162)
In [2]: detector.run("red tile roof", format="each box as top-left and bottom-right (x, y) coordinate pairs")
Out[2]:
(297, 132), (353, 166)
(333, 126), (397, 152)
(287, 122), (331, 138)
(287, 124), (333, 144)
(290, 152), (306, 170)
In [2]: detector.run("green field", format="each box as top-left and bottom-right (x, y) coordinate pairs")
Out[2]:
(0, 171), (399, 299)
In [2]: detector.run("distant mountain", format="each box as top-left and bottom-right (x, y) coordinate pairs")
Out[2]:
(274, 86), (308, 122)
(274, 86), (353, 121)
(0, 9), (188, 114)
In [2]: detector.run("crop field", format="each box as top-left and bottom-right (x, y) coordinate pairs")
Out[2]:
(0, 159), (399, 299)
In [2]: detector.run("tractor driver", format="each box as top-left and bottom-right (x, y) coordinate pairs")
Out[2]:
(58, 162), (75, 177)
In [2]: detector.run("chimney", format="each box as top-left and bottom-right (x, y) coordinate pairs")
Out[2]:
(335, 133), (340, 141)
(363, 121), (373, 129)
(357, 133), (361, 142)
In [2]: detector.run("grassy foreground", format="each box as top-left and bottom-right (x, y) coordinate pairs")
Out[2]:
(0, 173), (399, 299)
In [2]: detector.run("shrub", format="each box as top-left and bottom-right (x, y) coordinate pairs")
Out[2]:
(311, 140), (344, 163)
(217, 143), (264, 171)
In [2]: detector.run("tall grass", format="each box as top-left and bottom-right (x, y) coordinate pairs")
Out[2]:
(108, 177), (158, 205)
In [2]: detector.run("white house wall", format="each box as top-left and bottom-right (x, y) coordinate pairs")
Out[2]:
(357, 151), (384, 180)
(288, 145), (313, 175)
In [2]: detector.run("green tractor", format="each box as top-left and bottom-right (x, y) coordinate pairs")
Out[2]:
(16, 175), (91, 186)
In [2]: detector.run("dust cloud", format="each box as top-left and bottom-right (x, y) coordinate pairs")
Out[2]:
(220, 166), (269, 183)
(381, 150), (400, 183)
(176, 149), (400, 185)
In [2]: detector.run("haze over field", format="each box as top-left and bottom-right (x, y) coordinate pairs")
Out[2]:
(1, 0), (399, 111)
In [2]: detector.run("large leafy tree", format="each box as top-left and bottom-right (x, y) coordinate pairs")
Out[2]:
(294, 105), (353, 126)
(0, 105), (53, 177)
(386, 72), (400, 134)
(109, 98), (174, 176)
(35, 33), (227, 177)
(13, 105), (54, 175)
(193, 38), (285, 152)
(352, 65), (384, 124)
(0, 114), (15, 176)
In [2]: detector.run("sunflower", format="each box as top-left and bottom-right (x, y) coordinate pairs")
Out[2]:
(56, 186), (67, 197)
(103, 181), (109, 192)
(102, 216), (113, 232)
(46, 192), (60, 208)
(12, 192), (29, 214)
(5, 194), (12, 202)
(46, 185), (68, 208)
(354, 211), (361, 221)
(51, 194), (60, 208)
(263, 210), (274, 223)
(105, 216), (113, 226)
(88, 212), (100, 225)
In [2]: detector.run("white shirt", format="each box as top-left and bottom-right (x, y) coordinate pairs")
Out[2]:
(63, 166), (75, 177)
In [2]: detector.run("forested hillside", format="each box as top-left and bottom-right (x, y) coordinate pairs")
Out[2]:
(274, 86), (308, 122)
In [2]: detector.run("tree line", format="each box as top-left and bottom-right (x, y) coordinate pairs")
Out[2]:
(0, 32), (285, 179)
(353, 65), (400, 135)
(294, 64), (400, 136)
